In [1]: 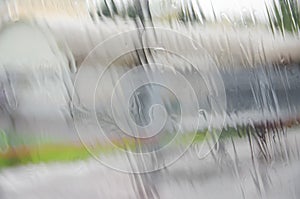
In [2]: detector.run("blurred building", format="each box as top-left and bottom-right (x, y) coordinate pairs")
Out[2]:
(1, 0), (89, 21)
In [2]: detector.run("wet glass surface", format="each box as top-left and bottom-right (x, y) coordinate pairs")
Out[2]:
(0, 0), (300, 198)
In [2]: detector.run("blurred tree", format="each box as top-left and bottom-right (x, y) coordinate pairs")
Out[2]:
(101, 0), (118, 18)
(267, 0), (300, 34)
(178, 0), (206, 24)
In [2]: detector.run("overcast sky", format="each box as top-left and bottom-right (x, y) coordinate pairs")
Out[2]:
(149, 0), (276, 22)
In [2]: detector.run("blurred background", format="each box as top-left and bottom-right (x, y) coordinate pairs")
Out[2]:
(0, 0), (300, 198)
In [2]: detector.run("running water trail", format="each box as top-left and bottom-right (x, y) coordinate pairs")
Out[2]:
(0, 0), (300, 198)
